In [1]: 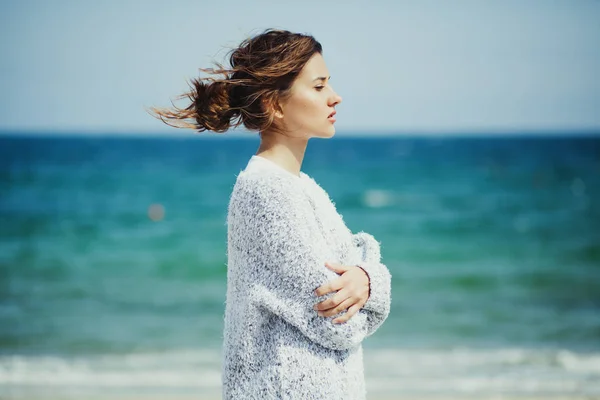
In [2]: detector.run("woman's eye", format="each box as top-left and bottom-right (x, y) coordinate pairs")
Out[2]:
(315, 86), (325, 91)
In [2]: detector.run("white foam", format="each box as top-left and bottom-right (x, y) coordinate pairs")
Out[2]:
(363, 347), (600, 395)
(0, 349), (221, 388)
(363, 189), (393, 208)
(1, 347), (599, 396)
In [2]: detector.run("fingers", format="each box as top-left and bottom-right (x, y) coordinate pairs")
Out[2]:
(332, 304), (361, 324)
(313, 288), (350, 312)
(312, 263), (368, 325)
(314, 277), (344, 297)
(317, 296), (354, 318)
(325, 262), (350, 274)
(314, 262), (354, 296)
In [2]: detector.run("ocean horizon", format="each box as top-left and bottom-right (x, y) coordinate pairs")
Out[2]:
(1, 128), (600, 138)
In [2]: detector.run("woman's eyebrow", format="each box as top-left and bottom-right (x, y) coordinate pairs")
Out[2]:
(312, 76), (331, 82)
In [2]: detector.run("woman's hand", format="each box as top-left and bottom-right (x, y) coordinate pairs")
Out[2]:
(313, 262), (370, 324)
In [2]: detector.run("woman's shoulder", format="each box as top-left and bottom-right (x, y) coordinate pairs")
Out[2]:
(229, 168), (306, 211)
(237, 167), (301, 192)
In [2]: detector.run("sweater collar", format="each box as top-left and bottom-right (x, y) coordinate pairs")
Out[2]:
(248, 155), (307, 180)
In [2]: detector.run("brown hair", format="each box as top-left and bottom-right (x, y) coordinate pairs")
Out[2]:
(148, 29), (322, 133)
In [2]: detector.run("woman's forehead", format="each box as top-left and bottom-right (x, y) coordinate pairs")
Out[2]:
(297, 53), (330, 83)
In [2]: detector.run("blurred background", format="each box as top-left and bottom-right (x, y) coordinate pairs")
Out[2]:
(1, 1), (599, 399)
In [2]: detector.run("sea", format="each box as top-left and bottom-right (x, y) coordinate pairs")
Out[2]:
(0, 133), (599, 398)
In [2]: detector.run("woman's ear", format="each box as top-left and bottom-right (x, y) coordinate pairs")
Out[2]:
(263, 97), (284, 120)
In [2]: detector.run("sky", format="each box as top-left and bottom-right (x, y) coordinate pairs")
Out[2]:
(0, 0), (599, 136)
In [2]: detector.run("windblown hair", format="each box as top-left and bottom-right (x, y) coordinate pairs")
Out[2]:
(148, 29), (322, 133)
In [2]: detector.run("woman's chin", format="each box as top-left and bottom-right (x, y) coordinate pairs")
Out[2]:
(313, 127), (336, 139)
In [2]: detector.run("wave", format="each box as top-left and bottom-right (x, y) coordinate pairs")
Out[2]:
(364, 347), (600, 396)
(1, 347), (598, 397)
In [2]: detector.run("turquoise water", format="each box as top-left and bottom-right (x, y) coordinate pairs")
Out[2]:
(0, 134), (599, 397)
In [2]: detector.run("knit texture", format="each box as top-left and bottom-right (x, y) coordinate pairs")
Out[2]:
(222, 155), (392, 399)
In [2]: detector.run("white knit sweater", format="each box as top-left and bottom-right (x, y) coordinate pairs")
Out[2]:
(222, 155), (392, 400)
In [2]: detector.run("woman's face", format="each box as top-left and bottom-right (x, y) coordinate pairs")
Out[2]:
(277, 53), (342, 139)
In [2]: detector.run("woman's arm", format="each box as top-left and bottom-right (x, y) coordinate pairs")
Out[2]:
(352, 232), (381, 264)
(230, 176), (387, 351)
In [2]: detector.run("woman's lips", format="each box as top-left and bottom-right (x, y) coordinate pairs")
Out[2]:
(328, 111), (336, 123)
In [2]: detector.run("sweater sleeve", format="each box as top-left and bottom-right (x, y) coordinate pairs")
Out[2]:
(232, 176), (383, 351)
(352, 232), (392, 320)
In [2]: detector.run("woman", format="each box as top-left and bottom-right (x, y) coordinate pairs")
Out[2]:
(150, 29), (391, 400)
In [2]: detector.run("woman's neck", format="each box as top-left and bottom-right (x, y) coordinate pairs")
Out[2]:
(256, 132), (308, 177)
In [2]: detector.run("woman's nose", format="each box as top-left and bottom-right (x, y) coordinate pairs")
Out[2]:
(330, 90), (342, 106)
